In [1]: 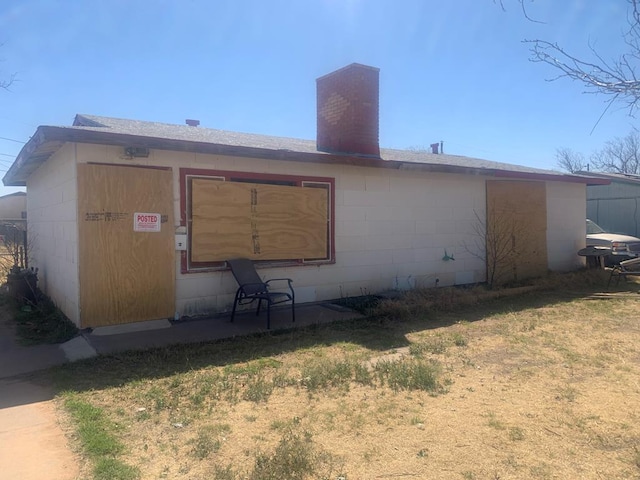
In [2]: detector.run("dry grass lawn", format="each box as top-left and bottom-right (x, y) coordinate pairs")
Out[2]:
(53, 273), (640, 479)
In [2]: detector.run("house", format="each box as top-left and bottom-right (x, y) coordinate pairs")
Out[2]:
(0, 191), (27, 254)
(3, 63), (607, 329)
(580, 171), (640, 236)
(0, 191), (26, 225)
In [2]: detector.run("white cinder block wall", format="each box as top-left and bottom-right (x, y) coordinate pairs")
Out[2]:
(70, 144), (588, 319)
(546, 182), (586, 271)
(75, 144), (490, 317)
(334, 168), (488, 294)
(26, 143), (80, 325)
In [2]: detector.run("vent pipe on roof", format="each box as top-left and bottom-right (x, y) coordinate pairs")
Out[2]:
(429, 141), (444, 154)
(185, 119), (200, 127)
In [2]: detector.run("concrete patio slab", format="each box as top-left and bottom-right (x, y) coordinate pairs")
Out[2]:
(84, 303), (364, 355)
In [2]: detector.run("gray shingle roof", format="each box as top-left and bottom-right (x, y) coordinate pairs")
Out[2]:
(3, 113), (609, 186)
(74, 114), (551, 174)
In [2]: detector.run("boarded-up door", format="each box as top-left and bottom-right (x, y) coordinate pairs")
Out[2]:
(486, 180), (547, 286)
(78, 164), (175, 328)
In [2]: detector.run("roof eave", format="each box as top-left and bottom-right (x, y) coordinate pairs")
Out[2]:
(493, 169), (610, 186)
(3, 127), (53, 186)
(576, 170), (640, 186)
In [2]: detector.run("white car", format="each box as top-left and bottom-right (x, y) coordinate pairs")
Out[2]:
(586, 219), (640, 265)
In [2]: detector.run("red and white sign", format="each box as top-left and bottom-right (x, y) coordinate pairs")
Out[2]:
(133, 212), (161, 232)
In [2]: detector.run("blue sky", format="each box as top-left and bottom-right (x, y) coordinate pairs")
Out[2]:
(0, 0), (634, 197)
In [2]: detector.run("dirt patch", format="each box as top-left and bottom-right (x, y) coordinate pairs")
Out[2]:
(54, 285), (640, 479)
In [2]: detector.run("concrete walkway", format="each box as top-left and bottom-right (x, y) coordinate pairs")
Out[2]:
(0, 377), (80, 480)
(0, 301), (361, 480)
(0, 310), (80, 480)
(0, 310), (69, 379)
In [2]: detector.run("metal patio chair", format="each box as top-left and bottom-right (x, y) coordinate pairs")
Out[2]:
(227, 258), (295, 329)
(608, 256), (640, 288)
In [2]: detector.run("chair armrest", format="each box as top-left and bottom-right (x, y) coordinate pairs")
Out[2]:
(265, 278), (294, 291)
(620, 257), (640, 269)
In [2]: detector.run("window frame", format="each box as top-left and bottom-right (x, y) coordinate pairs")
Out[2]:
(179, 168), (335, 273)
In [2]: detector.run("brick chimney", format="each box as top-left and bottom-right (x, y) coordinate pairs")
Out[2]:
(316, 63), (380, 157)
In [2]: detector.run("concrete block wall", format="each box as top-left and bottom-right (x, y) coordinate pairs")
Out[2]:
(73, 143), (587, 319)
(27, 143), (80, 325)
(75, 144), (489, 316)
(332, 167), (488, 298)
(546, 182), (586, 271)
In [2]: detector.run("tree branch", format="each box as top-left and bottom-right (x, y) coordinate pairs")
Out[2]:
(495, 0), (545, 23)
(555, 148), (586, 173)
(0, 71), (16, 91)
(525, 0), (640, 115)
(590, 130), (640, 174)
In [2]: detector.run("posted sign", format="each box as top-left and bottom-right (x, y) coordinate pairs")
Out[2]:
(133, 212), (161, 232)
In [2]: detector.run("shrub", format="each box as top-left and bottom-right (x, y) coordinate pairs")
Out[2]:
(10, 292), (77, 345)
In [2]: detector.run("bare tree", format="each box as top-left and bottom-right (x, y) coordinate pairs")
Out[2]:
(463, 207), (527, 289)
(556, 147), (587, 173)
(525, 0), (640, 115)
(0, 44), (15, 91)
(591, 130), (640, 174)
(0, 222), (28, 276)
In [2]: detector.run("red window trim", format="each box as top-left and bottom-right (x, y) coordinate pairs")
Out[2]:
(179, 167), (335, 274)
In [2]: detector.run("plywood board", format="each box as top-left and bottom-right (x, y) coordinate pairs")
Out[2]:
(78, 164), (175, 327)
(486, 180), (548, 285)
(191, 179), (328, 262)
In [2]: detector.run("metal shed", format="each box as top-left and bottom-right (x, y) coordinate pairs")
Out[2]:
(582, 171), (640, 236)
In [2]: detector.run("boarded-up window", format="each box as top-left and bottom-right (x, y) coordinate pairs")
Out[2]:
(486, 180), (547, 285)
(182, 169), (334, 271)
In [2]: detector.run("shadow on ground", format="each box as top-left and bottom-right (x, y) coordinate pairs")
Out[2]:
(47, 285), (632, 395)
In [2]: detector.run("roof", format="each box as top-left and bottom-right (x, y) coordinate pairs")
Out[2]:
(0, 191), (26, 199)
(3, 114), (610, 186)
(576, 170), (640, 186)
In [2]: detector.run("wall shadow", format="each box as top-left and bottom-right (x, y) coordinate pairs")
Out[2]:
(46, 288), (609, 396)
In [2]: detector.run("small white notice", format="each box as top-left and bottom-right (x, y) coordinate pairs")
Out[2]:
(133, 212), (161, 232)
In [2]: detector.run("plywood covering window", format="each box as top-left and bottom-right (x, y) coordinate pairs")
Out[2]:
(180, 169), (334, 272)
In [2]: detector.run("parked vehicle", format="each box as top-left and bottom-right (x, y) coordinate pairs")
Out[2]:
(586, 219), (640, 265)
